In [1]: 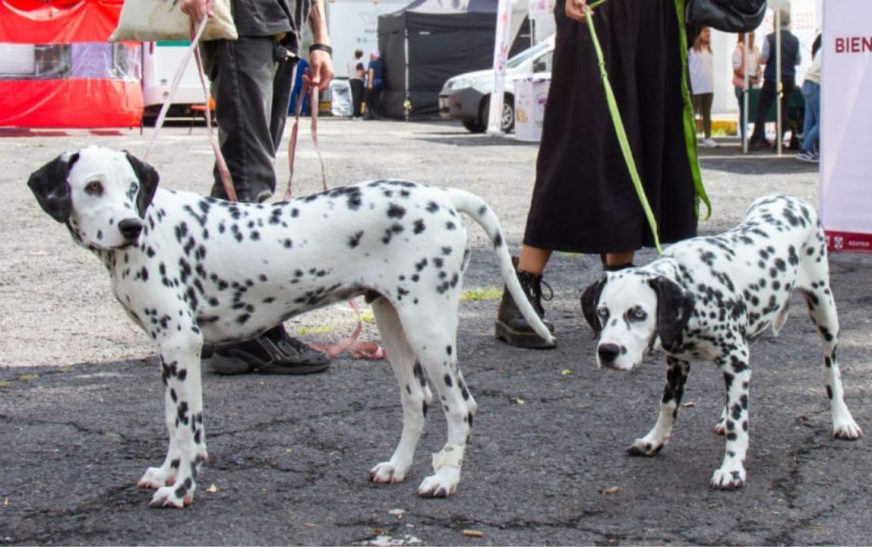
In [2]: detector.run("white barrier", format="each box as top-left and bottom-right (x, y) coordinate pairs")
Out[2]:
(514, 75), (550, 142)
(820, 0), (872, 253)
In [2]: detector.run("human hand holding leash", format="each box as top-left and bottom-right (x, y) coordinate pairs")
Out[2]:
(565, 0), (589, 22)
(181, 0), (213, 22)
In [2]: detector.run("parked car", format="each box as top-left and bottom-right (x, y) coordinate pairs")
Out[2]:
(438, 35), (554, 133)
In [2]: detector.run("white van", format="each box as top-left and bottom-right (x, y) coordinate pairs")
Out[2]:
(141, 41), (210, 122)
(438, 34), (554, 133)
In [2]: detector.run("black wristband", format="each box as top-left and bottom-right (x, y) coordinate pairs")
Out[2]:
(309, 43), (333, 56)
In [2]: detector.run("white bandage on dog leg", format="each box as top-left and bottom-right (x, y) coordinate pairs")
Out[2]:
(431, 443), (464, 472)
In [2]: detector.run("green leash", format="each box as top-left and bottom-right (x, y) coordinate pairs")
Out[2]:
(581, 0), (711, 254)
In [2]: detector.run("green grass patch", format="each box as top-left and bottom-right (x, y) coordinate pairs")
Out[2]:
(461, 287), (502, 301)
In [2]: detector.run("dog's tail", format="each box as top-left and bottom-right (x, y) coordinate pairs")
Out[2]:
(445, 188), (556, 346)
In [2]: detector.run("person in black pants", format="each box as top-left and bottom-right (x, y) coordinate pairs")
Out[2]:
(749, 10), (800, 150)
(365, 50), (385, 119)
(182, 0), (335, 374)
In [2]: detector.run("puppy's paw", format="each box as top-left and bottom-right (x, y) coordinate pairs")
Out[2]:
(417, 467), (460, 498)
(138, 466), (176, 489)
(627, 439), (663, 457)
(370, 461), (408, 484)
(833, 419), (863, 440)
(149, 484), (194, 508)
(710, 465), (745, 490)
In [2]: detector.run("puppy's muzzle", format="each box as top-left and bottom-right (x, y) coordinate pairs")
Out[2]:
(118, 218), (144, 242)
(597, 343), (622, 368)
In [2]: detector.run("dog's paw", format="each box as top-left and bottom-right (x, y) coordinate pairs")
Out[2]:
(417, 467), (460, 498)
(833, 419), (863, 440)
(627, 439), (663, 457)
(149, 484), (194, 508)
(138, 466), (176, 489)
(710, 466), (745, 490)
(370, 461), (408, 484)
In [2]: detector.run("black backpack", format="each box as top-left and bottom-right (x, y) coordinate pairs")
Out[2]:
(686, 0), (767, 33)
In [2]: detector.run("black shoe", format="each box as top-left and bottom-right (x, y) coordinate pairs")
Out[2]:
(207, 325), (330, 375)
(495, 266), (556, 349)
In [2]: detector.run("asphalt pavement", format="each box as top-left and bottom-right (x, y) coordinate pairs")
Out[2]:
(1, 120), (871, 545)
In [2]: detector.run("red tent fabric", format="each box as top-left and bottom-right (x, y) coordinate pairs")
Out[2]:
(0, 0), (143, 128)
(0, 0), (123, 43)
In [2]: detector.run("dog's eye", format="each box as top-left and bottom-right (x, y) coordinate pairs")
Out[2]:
(627, 306), (648, 322)
(129, 181), (139, 195)
(85, 181), (104, 196)
(596, 307), (609, 321)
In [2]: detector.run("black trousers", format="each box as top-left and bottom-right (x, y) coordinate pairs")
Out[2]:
(349, 78), (364, 117)
(750, 77), (795, 143)
(365, 85), (383, 119)
(201, 36), (297, 203)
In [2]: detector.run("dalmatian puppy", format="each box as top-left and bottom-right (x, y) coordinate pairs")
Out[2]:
(580, 194), (862, 490)
(27, 146), (555, 508)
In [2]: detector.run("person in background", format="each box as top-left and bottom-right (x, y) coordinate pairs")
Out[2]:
(181, 0), (336, 375)
(689, 26), (717, 148)
(365, 50), (385, 120)
(494, 0), (705, 348)
(732, 32), (761, 142)
(289, 57), (310, 115)
(797, 34), (821, 163)
(347, 48), (365, 118)
(748, 10), (800, 150)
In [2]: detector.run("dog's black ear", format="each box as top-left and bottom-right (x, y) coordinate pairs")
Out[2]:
(580, 276), (607, 334)
(125, 151), (159, 217)
(27, 152), (79, 223)
(649, 276), (695, 349)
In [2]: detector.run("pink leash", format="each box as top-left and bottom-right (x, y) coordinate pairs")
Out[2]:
(285, 84), (385, 361)
(144, 17), (236, 202)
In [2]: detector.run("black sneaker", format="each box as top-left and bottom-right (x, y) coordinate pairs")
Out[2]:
(207, 325), (330, 375)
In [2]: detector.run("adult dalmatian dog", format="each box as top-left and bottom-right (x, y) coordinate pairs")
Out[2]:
(580, 194), (862, 490)
(27, 146), (554, 508)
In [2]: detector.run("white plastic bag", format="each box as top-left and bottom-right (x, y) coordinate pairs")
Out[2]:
(109, 0), (237, 42)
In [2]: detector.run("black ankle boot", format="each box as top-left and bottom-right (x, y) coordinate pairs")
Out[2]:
(495, 269), (556, 349)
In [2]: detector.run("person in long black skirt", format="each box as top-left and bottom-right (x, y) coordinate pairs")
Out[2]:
(495, 0), (708, 348)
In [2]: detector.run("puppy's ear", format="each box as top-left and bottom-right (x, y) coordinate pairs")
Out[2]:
(27, 152), (79, 223)
(649, 276), (695, 349)
(580, 276), (607, 334)
(125, 151), (159, 217)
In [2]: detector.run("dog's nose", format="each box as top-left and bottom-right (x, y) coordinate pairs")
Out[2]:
(118, 218), (143, 241)
(597, 343), (621, 364)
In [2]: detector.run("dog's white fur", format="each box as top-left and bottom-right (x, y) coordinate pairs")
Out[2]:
(581, 194), (862, 489)
(28, 146), (554, 507)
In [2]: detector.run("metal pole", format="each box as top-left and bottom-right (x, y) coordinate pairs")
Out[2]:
(404, 29), (409, 121)
(743, 34), (750, 154)
(776, 9), (783, 156)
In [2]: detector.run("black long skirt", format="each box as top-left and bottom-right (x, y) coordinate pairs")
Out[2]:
(523, 0), (701, 254)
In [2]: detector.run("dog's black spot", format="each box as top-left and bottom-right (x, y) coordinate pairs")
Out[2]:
(348, 231), (364, 248)
(387, 203), (406, 219)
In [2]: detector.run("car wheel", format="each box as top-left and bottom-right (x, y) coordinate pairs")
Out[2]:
(479, 94), (515, 133)
(462, 118), (487, 133)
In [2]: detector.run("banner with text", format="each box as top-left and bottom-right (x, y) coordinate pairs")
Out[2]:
(820, 0), (872, 253)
